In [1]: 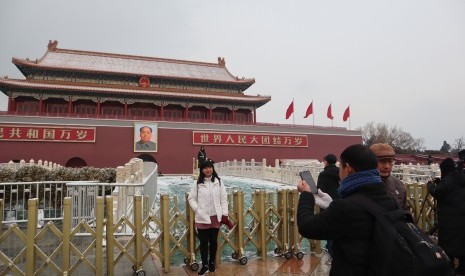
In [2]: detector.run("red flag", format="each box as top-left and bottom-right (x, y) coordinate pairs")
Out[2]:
(343, 106), (350, 122)
(327, 104), (334, 120)
(285, 100), (294, 119)
(304, 101), (313, 118)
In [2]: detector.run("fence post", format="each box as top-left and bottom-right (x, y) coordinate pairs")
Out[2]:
(105, 196), (115, 276)
(289, 189), (309, 254)
(420, 185), (428, 230)
(95, 197), (104, 275)
(134, 195), (143, 271)
(257, 190), (267, 259)
(278, 189), (288, 252)
(413, 183), (420, 222)
(186, 194), (197, 265)
(160, 194), (171, 272)
(62, 197), (71, 273)
(0, 199), (3, 234)
(26, 198), (38, 276)
(234, 191), (245, 259)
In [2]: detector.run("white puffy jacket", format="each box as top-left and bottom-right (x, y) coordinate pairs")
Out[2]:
(188, 177), (228, 224)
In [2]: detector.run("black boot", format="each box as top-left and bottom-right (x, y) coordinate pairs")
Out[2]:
(198, 264), (209, 275)
(209, 260), (216, 272)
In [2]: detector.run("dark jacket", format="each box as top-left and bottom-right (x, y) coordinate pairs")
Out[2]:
(197, 150), (206, 166)
(297, 185), (398, 276)
(382, 175), (409, 211)
(317, 164), (340, 200)
(427, 171), (465, 257)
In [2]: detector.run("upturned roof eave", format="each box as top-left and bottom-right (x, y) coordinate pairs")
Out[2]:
(0, 78), (270, 106)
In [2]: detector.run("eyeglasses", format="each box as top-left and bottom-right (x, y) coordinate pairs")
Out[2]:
(377, 158), (395, 165)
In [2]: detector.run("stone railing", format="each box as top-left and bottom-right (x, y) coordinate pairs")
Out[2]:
(1, 159), (62, 170)
(62, 158), (158, 228)
(216, 158), (441, 186)
(215, 158), (324, 186)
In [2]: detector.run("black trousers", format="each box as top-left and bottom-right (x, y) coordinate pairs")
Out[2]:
(197, 228), (219, 265)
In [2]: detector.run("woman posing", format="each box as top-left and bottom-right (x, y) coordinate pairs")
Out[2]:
(188, 159), (231, 275)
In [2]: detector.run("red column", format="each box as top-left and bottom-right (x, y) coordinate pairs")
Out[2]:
(39, 96), (43, 114)
(68, 98), (72, 114)
(160, 103), (164, 119)
(97, 98), (101, 117)
(232, 109), (236, 123)
(11, 98), (17, 112)
(124, 102), (128, 117)
(7, 96), (12, 113)
(185, 104), (189, 120)
(253, 107), (256, 124)
(209, 106), (213, 122)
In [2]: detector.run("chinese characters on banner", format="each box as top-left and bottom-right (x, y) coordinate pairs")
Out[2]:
(0, 125), (96, 142)
(193, 131), (308, 147)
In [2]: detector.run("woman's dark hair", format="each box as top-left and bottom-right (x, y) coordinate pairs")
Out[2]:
(197, 159), (221, 184)
(340, 144), (378, 172)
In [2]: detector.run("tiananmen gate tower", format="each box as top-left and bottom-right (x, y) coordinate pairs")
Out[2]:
(0, 41), (361, 174)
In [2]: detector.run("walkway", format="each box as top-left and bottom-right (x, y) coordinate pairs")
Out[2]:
(116, 252), (331, 276)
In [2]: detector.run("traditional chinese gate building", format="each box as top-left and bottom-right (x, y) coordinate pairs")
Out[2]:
(0, 41), (361, 174)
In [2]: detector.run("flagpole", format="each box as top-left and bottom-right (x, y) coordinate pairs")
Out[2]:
(329, 102), (334, 129)
(348, 104), (351, 129)
(312, 99), (314, 128)
(292, 97), (295, 125)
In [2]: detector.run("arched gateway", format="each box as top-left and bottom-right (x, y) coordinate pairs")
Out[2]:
(65, 157), (87, 168)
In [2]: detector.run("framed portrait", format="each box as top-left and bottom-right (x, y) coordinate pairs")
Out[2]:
(134, 122), (158, 152)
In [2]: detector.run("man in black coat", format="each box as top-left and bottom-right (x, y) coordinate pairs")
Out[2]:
(317, 153), (340, 200)
(197, 146), (207, 167)
(427, 158), (465, 274)
(316, 153), (340, 260)
(297, 144), (398, 276)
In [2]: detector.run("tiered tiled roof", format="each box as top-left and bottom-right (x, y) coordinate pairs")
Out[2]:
(1, 41), (271, 107)
(12, 41), (255, 86)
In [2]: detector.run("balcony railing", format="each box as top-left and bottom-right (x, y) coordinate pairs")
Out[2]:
(0, 110), (347, 130)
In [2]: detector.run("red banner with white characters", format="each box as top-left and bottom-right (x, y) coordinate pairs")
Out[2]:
(193, 131), (308, 147)
(0, 125), (96, 142)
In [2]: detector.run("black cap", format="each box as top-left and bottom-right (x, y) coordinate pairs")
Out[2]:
(324, 154), (337, 165)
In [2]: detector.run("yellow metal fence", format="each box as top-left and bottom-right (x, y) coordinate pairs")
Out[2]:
(0, 183), (435, 275)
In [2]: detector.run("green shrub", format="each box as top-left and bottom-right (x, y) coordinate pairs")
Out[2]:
(0, 166), (116, 183)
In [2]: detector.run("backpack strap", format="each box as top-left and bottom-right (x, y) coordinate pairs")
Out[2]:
(346, 193), (413, 223)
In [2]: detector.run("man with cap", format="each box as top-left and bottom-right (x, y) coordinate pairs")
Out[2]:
(370, 143), (409, 210)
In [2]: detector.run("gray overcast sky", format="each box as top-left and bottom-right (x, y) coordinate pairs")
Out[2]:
(1, 0), (464, 150)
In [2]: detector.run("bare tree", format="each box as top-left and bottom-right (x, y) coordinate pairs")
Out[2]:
(452, 137), (464, 153)
(359, 122), (424, 153)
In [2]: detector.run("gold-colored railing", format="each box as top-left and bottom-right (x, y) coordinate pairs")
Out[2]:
(0, 183), (436, 275)
(405, 183), (436, 232)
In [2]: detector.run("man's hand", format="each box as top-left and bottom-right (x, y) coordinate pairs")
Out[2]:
(314, 189), (333, 209)
(297, 180), (311, 193)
